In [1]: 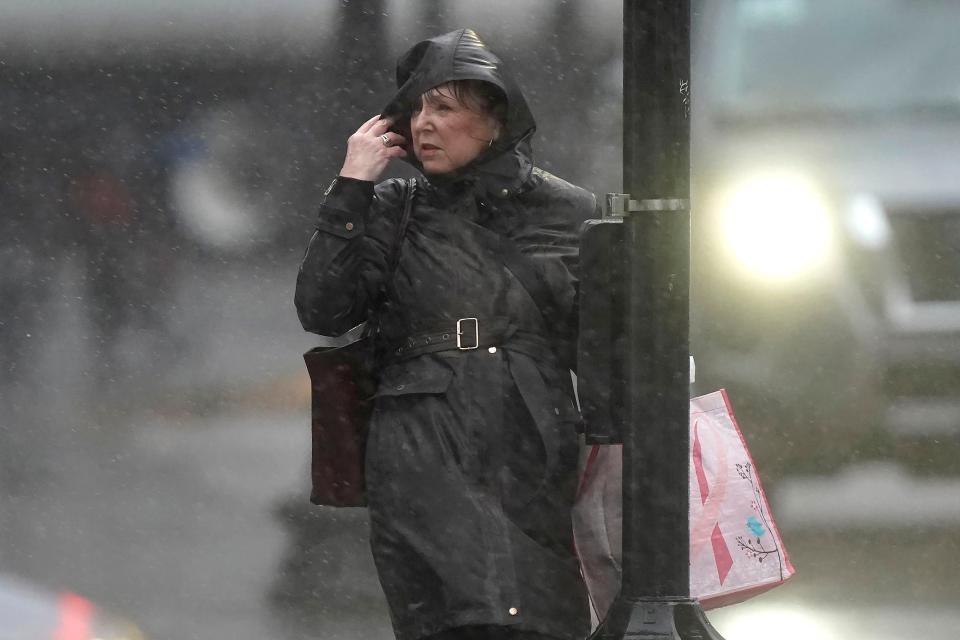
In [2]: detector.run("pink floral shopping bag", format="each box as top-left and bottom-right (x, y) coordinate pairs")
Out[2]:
(573, 389), (795, 621)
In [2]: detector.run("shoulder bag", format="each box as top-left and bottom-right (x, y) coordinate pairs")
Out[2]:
(303, 178), (416, 507)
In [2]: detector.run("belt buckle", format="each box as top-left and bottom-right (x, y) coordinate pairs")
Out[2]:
(456, 317), (479, 350)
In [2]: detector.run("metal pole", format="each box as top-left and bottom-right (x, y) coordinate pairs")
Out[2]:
(621, 0), (691, 599)
(586, 2), (724, 637)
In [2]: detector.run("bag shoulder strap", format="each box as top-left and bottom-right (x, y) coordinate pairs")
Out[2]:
(363, 178), (416, 337)
(472, 229), (560, 326)
(502, 236), (560, 323)
(386, 178), (416, 275)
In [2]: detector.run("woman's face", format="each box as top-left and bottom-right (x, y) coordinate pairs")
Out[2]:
(410, 84), (500, 175)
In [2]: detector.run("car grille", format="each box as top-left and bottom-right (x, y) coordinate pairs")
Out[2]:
(882, 359), (960, 437)
(882, 360), (960, 398)
(887, 208), (960, 302)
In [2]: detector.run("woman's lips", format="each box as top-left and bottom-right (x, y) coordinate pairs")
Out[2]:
(420, 144), (440, 156)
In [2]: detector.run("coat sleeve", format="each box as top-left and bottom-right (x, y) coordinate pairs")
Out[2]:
(294, 176), (405, 336)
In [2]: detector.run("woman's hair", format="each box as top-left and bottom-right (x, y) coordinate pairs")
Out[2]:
(421, 80), (508, 127)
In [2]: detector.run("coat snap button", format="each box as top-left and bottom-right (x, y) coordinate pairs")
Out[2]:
(488, 347), (497, 354)
(554, 407), (560, 415)
(500, 188), (509, 197)
(395, 384), (405, 391)
(345, 222), (355, 231)
(508, 607), (518, 616)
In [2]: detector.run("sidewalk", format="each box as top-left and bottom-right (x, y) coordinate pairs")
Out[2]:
(1, 253), (395, 639)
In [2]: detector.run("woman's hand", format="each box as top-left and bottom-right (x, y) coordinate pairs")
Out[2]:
(339, 115), (407, 182)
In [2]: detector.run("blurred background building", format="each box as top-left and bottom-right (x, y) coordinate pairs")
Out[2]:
(0, 1), (957, 639)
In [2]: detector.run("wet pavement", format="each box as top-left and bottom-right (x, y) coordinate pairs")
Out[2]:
(0, 256), (397, 640)
(1, 257), (958, 639)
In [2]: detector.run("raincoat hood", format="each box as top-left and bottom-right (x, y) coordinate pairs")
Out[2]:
(382, 29), (537, 194)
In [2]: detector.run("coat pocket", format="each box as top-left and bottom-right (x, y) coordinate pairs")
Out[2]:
(373, 358), (454, 398)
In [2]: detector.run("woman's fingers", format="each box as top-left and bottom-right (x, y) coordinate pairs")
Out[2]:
(339, 120), (406, 181)
(380, 132), (407, 148)
(378, 131), (408, 159)
(359, 115), (393, 136)
(370, 117), (394, 134)
(357, 114), (384, 134)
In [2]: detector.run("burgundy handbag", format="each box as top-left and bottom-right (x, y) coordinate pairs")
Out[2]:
(304, 179), (415, 506)
(304, 338), (376, 506)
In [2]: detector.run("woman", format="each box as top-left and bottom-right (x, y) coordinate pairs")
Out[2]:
(296, 29), (597, 640)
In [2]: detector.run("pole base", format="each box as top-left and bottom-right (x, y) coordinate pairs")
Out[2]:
(589, 597), (726, 640)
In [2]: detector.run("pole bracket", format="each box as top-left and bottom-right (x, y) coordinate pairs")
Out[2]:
(605, 193), (690, 218)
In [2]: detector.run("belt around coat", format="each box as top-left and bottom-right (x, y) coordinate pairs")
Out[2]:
(383, 316), (563, 366)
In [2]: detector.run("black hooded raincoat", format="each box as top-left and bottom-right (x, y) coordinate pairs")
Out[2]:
(296, 29), (595, 640)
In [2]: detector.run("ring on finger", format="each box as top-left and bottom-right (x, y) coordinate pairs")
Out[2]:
(380, 133), (392, 147)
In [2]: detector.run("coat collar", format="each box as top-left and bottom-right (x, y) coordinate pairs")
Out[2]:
(419, 133), (535, 206)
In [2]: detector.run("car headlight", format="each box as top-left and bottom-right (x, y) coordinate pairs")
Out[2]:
(717, 172), (834, 281)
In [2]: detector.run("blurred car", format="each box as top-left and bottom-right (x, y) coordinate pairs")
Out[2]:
(690, 0), (960, 479)
(0, 573), (145, 640)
